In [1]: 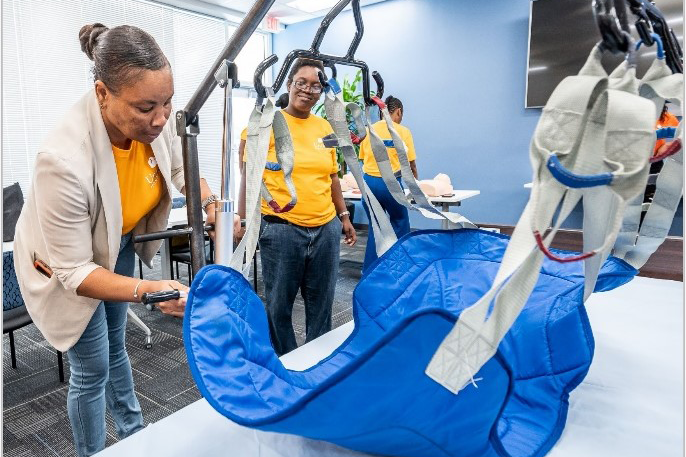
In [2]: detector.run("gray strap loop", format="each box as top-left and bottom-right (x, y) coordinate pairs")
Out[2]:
(427, 46), (655, 394)
(321, 91), (397, 256)
(231, 93), (279, 275)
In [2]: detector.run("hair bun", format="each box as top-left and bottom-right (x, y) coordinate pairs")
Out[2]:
(79, 23), (108, 60)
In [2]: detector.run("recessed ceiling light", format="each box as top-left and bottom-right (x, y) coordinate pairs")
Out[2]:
(287, 0), (340, 13)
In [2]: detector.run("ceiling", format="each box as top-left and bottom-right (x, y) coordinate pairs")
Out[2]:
(195, 0), (389, 25)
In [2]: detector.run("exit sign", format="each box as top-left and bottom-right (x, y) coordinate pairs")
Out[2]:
(265, 15), (281, 32)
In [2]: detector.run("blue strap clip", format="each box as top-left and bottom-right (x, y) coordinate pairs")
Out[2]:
(326, 78), (342, 95)
(546, 155), (613, 188)
(265, 162), (282, 171)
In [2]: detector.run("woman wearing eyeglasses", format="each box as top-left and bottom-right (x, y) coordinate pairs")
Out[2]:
(237, 58), (356, 356)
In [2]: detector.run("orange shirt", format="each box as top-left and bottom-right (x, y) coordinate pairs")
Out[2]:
(112, 141), (163, 234)
(654, 111), (679, 155)
(359, 120), (416, 177)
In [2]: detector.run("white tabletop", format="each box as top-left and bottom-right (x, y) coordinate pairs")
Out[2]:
(96, 275), (683, 457)
(342, 189), (480, 204)
(167, 207), (205, 228)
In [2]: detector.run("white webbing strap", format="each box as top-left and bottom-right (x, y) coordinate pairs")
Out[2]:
(426, 45), (655, 393)
(230, 94), (278, 275)
(577, 55), (655, 299)
(612, 54), (684, 269)
(321, 82), (397, 255)
(364, 103), (476, 228)
(623, 148), (683, 268)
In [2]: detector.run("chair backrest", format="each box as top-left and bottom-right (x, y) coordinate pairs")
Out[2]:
(3, 251), (25, 311)
(3, 183), (24, 242)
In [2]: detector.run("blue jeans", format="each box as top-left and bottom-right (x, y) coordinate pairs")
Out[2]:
(66, 233), (144, 457)
(259, 216), (342, 356)
(361, 174), (411, 273)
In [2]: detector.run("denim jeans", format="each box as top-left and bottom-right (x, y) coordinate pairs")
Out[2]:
(361, 174), (411, 273)
(259, 216), (342, 356)
(66, 233), (144, 456)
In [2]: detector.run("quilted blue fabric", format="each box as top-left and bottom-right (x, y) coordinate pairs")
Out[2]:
(184, 229), (637, 457)
(3, 251), (25, 312)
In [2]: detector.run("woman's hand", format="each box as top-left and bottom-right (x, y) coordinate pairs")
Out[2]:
(342, 217), (357, 246)
(139, 280), (189, 317)
(233, 214), (243, 244)
(205, 203), (216, 241)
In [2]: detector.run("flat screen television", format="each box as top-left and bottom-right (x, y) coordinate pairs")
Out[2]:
(526, 0), (683, 108)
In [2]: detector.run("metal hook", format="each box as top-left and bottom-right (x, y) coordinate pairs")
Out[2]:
(254, 54), (279, 101)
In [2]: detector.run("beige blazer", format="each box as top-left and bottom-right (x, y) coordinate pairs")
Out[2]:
(14, 90), (186, 351)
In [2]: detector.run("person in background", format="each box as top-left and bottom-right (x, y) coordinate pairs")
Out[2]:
(358, 95), (418, 273)
(654, 101), (679, 158)
(13, 23), (235, 457)
(645, 101), (680, 203)
(237, 58), (355, 356)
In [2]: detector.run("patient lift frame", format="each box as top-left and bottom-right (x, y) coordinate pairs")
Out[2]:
(132, 0), (681, 295)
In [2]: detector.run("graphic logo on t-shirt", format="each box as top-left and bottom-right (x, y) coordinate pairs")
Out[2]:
(145, 170), (159, 188)
(148, 157), (157, 168)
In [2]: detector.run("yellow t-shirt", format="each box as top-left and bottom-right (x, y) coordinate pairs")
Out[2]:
(241, 111), (338, 227)
(359, 120), (416, 177)
(112, 141), (163, 234)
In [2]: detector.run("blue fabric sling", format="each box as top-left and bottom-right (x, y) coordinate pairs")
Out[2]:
(184, 229), (636, 457)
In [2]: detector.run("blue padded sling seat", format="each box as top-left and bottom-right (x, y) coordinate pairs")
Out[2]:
(184, 229), (636, 457)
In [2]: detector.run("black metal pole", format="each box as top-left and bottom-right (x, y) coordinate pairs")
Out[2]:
(184, 0), (277, 123)
(176, 111), (207, 275)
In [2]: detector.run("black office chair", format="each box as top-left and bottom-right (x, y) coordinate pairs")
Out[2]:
(3, 251), (64, 382)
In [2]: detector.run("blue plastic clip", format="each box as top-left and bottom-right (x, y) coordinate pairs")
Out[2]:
(382, 139), (395, 148)
(327, 78), (342, 95)
(265, 162), (282, 171)
(546, 155), (613, 188)
(636, 33), (665, 60)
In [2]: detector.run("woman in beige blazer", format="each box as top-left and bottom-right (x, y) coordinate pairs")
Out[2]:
(13, 23), (227, 457)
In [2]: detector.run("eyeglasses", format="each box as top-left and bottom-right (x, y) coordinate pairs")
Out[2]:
(293, 80), (323, 94)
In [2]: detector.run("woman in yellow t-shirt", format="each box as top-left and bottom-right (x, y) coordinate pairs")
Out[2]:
(13, 24), (230, 456)
(358, 95), (418, 272)
(237, 58), (356, 356)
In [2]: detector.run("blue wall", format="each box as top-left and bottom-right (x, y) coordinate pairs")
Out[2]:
(273, 0), (682, 235)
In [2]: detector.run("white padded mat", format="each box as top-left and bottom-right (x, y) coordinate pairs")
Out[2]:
(96, 276), (683, 457)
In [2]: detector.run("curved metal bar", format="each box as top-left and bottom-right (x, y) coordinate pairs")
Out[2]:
(372, 71), (384, 101)
(271, 50), (373, 100)
(323, 61), (338, 79)
(346, 0), (364, 59)
(594, 0), (631, 54)
(310, 0), (352, 52)
(183, 0), (276, 124)
(254, 54), (279, 100)
(627, 0), (683, 74)
(266, 0), (375, 104)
